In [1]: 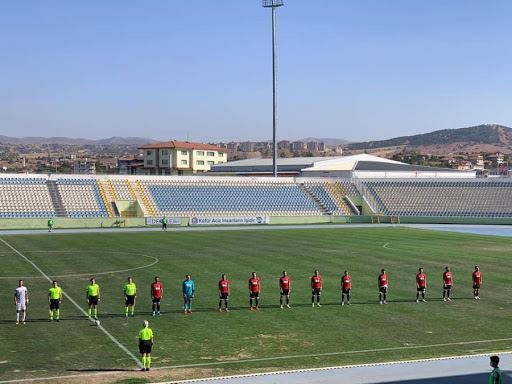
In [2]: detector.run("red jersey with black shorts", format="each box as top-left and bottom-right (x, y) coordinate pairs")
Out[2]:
(219, 279), (230, 299)
(280, 276), (290, 295)
(443, 271), (453, 288)
(151, 282), (163, 302)
(311, 275), (322, 294)
(378, 274), (388, 292)
(341, 275), (351, 293)
(472, 271), (482, 288)
(416, 273), (426, 291)
(249, 277), (260, 298)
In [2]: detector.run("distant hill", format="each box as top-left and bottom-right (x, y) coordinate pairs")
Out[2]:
(0, 136), (156, 145)
(94, 137), (157, 145)
(299, 137), (350, 146)
(346, 124), (512, 151)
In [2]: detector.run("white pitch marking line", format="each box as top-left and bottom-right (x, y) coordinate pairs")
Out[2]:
(149, 337), (512, 370)
(153, 349), (512, 383)
(383, 242), (391, 249)
(0, 254), (159, 279)
(0, 238), (142, 369)
(5, 348), (511, 384)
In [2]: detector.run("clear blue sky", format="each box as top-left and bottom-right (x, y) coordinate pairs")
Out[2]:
(1, 1), (511, 142)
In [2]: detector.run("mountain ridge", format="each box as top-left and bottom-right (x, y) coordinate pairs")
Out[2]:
(0, 135), (157, 145)
(346, 124), (512, 151)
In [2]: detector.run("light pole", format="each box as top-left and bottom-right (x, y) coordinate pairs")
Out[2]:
(262, 0), (284, 177)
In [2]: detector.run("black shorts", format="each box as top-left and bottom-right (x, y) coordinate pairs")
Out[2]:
(49, 299), (60, 309)
(312, 288), (321, 296)
(473, 284), (480, 289)
(444, 284), (452, 290)
(152, 297), (161, 303)
(219, 293), (229, 300)
(249, 292), (260, 299)
(281, 289), (290, 296)
(342, 288), (351, 294)
(379, 286), (388, 294)
(88, 296), (99, 306)
(125, 295), (136, 306)
(139, 340), (152, 354)
(417, 287), (426, 292)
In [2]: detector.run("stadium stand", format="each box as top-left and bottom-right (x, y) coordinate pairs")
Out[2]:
(362, 179), (512, 217)
(139, 177), (321, 216)
(54, 177), (109, 218)
(110, 179), (135, 200)
(302, 181), (350, 215)
(132, 179), (157, 216)
(0, 175), (55, 218)
(3, 174), (512, 220)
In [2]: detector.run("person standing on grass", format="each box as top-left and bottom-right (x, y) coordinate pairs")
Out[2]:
(279, 271), (291, 309)
(473, 265), (482, 299)
(416, 268), (427, 303)
(138, 320), (154, 371)
(443, 266), (453, 301)
(14, 280), (28, 325)
(124, 277), (137, 317)
(218, 274), (230, 312)
(48, 280), (62, 321)
(182, 274), (195, 314)
(151, 276), (163, 316)
(311, 270), (322, 307)
(86, 277), (100, 320)
(488, 355), (504, 384)
(161, 216), (168, 231)
(341, 270), (351, 306)
(378, 269), (389, 304)
(47, 218), (54, 232)
(248, 272), (261, 311)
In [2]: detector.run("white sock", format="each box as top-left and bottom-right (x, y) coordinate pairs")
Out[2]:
(16, 313), (19, 322)
(22, 311), (26, 321)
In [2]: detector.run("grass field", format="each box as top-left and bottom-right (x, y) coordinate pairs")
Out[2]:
(1, 226), (511, 383)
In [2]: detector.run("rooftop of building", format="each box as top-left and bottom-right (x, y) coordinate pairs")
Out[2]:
(212, 154), (471, 174)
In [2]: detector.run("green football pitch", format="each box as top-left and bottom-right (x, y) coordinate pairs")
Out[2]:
(0, 227), (511, 383)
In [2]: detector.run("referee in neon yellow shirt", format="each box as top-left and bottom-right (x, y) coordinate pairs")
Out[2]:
(139, 320), (154, 371)
(48, 280), (62, 321)
(86, 277), (100, 320)
(124, 277), (137, 317)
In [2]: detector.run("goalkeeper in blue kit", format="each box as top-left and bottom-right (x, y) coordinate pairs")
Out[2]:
(182, 274), (195, 314)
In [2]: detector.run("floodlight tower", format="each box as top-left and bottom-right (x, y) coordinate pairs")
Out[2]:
(262, 0), (284, 177)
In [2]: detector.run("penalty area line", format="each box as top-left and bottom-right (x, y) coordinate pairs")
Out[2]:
(154, 336), (512, 370)
(0, 254), (160, 280)
(0, 238), (142, 369)
(5, 349), (512, 384)
(157, 349), (512, 383)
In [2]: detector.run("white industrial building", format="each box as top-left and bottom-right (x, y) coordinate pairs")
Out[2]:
(210, 154), (476, 178)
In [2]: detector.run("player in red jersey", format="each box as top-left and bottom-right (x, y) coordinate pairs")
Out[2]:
(443, 266), (453, 301)
(311, 270), (322, 307)
(218, 274), (230, 312)
(472, 265), (482, 299)
(378, 269), (389, 304)
(248, 272), (260, 310)
(341, 270), (351, 306)
(279, 271), (291, 309)
(416, 268), (427, 303)
(151, 276), (163, 316)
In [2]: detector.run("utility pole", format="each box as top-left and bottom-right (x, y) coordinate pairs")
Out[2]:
(262, 0), (284, 177)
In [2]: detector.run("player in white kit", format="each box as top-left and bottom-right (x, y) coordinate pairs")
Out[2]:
(14, 280), (29, 325)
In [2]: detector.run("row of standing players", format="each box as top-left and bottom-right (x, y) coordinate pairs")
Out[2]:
(13, 266), (483, 324)
(27, 212), (506, 375)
